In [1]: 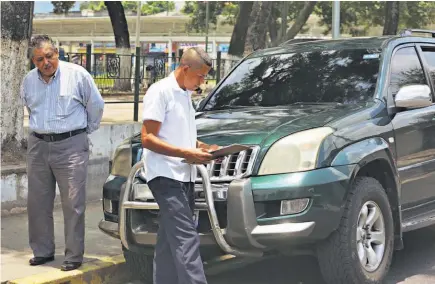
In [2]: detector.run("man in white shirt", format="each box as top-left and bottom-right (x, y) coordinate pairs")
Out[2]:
(141, 47), (218, 284)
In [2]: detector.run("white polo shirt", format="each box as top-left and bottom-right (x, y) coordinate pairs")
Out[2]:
(141, 72), (197, 183)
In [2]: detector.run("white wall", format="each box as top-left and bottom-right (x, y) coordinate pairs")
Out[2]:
(1, 123), (142, 214)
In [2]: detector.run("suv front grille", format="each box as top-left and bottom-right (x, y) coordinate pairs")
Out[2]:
(196, 146), (260, 183)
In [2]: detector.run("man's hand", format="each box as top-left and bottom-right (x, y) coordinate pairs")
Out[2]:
(183, 148), (213, 164)
(207, 144), (221, 152)
(197, 140), (221, 152)
(142, 122), (214, 163)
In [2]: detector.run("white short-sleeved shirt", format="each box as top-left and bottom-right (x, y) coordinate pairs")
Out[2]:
(141, 72), (197, 183)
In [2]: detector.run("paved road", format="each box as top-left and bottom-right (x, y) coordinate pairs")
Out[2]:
(208, 226), (435, 284)
(122, 225), (435, 284)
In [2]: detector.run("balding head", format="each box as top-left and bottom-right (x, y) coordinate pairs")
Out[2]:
(175, 47), (212, 91)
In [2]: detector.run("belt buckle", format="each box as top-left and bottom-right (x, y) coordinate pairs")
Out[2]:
(43, 135), (54, 142)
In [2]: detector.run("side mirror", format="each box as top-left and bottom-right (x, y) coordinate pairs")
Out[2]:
(394, 84), (432, 109)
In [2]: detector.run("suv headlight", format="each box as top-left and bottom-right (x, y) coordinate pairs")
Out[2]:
(110, 143), (132, 177)
(258, 127), (334, 175)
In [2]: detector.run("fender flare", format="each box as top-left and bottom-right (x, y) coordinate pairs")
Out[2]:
(331, 137), (403, 249)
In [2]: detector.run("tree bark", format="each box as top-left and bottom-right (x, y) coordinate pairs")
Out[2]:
(282, 1), (317, 43)
(228, 1), (254, 57)
(105, 1), (132, 91)
(268, 15), (278, 46)
(268, 1), (289, 48)
(1, 1), (34, 163)
(244, 1), (273, 55)
(383, 1), (400, 35)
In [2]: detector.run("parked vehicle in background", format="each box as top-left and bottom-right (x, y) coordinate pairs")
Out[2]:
(99, 29), (435, 284)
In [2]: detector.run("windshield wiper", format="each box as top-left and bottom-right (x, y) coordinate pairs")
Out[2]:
(212, 105), (250, 110)
(292, 102), (343, 105)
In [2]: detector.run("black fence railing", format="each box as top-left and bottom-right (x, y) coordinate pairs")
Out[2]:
(54, 45), (241, 121)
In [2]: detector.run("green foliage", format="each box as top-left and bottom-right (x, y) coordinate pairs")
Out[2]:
(182, 1), (312, 34)
(80, 1), (107, 11)
(182, 1), (237, 32)
(121, 1), (139, 12)
(141, 1), (175, 15)
(121, 1), (174, 14)
(269, 2), (312, 35)
(79, 1), (174, 15)
(52, 1), (76, 14)
(400, 1), (435, 29)
(314, 1), (435, 36)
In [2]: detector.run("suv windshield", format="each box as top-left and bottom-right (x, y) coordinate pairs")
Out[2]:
(203, 48), (381, 111)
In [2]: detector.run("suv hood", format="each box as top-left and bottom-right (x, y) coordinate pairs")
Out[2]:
(196, 103), (370, 146)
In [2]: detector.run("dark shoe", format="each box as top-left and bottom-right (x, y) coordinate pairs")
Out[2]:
(60, 261), (82, 271)
(29, 256), (55, 266)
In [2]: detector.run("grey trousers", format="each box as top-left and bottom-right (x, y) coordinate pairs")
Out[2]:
(27, 132), (89, 262)
(147, 177), (207, 284)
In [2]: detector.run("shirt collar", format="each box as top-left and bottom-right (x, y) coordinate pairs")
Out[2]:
(169, 72), (193, 96)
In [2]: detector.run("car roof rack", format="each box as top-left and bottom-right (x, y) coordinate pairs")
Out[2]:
(399, 29), (435, 38)
(279, 38), (324, 47)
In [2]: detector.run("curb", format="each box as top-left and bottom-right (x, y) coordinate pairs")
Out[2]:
(6, 255), (126, 284)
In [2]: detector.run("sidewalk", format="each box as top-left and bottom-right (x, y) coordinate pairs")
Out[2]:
(1, 201), (126, 283)
(23, 92), (208, 126)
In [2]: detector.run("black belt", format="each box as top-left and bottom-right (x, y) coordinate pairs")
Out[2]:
(33, 128), (86, 142)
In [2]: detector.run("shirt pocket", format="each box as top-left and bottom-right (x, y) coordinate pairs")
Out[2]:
(56, 91), (80, 117)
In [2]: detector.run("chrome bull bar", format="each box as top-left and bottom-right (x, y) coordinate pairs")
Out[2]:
(119, 160), (262, 257)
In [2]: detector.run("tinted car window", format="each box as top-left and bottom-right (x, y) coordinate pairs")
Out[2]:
(422, 48), (435, 83)
(389, 47), (427, 97)
(203, 49), (381, 111)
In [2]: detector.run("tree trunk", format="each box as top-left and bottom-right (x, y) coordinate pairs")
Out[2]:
(283, 1), (317, 42)
(268, 15), (278, 46)
(1, 1), (34, 163)
(383, 1), (400, 35)
(105, 1), (132, 91)
(268, 1), (289, 47)
(244, 1), (273, 55)
(228, 1), (254, 57)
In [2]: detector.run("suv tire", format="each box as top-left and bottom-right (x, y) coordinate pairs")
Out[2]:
(123, 248), (153, 284)
(317, 177), (394, 284)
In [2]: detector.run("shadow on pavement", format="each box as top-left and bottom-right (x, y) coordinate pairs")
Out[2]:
(207, 226), (435, 284)
(386, 226), (435, 284)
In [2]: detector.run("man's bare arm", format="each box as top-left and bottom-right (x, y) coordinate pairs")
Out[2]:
(141, 120), (186, 158)
(142, 121), (212, 162)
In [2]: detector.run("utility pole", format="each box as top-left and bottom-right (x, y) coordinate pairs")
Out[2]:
(135, 1), (142, 48)
(205, 1), (209, 52)
(332, 1), (340, 39)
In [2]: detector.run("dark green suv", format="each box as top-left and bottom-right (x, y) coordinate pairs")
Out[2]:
(99, 30), (435, 284)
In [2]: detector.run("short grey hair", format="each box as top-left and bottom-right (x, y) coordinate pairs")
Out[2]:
(30, 34), (57, 52)
(180, 46), (212, 69)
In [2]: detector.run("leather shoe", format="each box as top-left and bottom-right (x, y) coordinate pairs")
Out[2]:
(29, 256), (55, 266)
(60, 261), (82, 271)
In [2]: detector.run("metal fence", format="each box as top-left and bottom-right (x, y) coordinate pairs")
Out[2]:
(57, 45), (241, 121)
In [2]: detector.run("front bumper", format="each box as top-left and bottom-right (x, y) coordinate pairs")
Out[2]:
(99, 218), (314, 245)
(100, 163), (355, 257)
